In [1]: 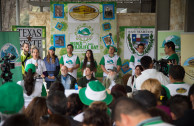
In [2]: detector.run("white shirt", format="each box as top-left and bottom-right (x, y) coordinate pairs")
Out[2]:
(166, 82), (191, 96)
(127, 75), (137, 91)
(130, 53), (145, 75)
(62, 54), (78, 79)
(135, 69), (169, 90)
(25, 58), (47, 76)
(17, 80), (43, 108)
(73, 112), (84, 122)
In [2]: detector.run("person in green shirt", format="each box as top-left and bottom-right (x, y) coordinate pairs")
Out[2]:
(21, 43), (32, 76)
(59, 44), (80, 79)
(99, 45), (122, 79)
(164, 41), (179, 65)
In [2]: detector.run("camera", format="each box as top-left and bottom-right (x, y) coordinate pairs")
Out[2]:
(0, 55), (16, 84)
(153, 59), (175, 76)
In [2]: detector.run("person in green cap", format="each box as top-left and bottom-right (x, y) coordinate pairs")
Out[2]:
(17, 63), (47, 108)
(99, 45), (122, 80)
(0, 82), (24, 125)
(74, 80), (113, 122)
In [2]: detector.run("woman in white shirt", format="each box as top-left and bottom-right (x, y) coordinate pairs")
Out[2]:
(127, 65), (143, 91)
(17, 64), (47, 108)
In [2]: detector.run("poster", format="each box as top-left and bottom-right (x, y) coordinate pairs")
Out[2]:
(158, 31), (182, 60)
(124, 26), (155, 59)
(181, 33), (194, 84)
(12, 26), (46, 58)
(0, 32), (22, 85)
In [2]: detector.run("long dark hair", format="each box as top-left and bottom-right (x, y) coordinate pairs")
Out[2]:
(46, 51), (57, 64)
(24, 69), (35, 96)
(82, 50), (95, 71)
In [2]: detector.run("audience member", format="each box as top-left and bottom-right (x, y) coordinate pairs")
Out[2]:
(166, 65), (190, 96)
(60, 44), (80, 79)
(67, 93), (84, 117)
(74, 80), (113, 122)
(169, 95), (190, 125)
(132, 90), (157, 109)
(40, 114), (70, 126)
(2, 114), (33, 126)
(127, 65), (143, 91)
(25, 97), (48, 126)
(83, 108), (111, 126)
(21, 43), (32, 76)
(57, 65), (77, 89)
(103, 66), (124, 90)
(46, 91), (80, 126)
(43, 46), (60, 89)
(100, 45), (121, 80)
(129, 43), (145, 75)
(112, 97), (173, 126)
(48, 81), (64, 96)
(0, 82), (24, 125)
(135, 56), (169, 90)
(78, 66), (97, 89)
(17, 64), (47, 107)
(81, 49), (97, 77)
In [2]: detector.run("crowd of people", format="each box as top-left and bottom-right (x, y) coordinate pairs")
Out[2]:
(0, 41), (193, 126)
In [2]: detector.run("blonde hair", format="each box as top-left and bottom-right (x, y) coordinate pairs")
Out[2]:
(141, 79), (162, 99)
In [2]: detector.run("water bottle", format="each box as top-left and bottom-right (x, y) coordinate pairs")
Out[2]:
(75, 83), (78, 90)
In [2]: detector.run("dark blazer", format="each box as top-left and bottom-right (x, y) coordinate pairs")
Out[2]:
(56, 74), (77, 89)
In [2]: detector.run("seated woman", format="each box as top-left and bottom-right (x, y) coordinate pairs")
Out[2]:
(127, 65), (143, 91)
(17, 64), (47, 108)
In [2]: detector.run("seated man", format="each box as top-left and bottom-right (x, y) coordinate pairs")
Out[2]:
(57, 65), (77, 89)
(166, 65), (191, 96)
(102, 66), (124, 90)
(135, 56), (169, 90)
(78, 66), (97, 89)
(113, 97), (173, 126)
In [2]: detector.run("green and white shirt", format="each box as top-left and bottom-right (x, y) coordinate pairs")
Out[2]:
(166, 82), (191, 96)
(130, 53), (145, 75)
(165, 53), (179, 64)
(99, 54), (121, 76)
(137, 117), (173, 126)
(60, 54), (80, 79)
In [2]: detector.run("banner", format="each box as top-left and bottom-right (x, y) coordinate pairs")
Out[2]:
(181, 33), (194, 84)
(0, 32), (22, 85)
(124, 27), (155, 59)
(158, 31), (182, 60)
(12, 26), (46, 58)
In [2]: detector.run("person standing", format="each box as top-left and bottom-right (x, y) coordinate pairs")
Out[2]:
(43, 46), (60, 89)
(25, 47), (47, 82)
(21, 43), (32, 76)
(164, 41), (179, 64)
(60, 44), (80, 79)
(99, 45), (121, 80)
(80, 49), (97, 77)
(129, 43), (145, 75)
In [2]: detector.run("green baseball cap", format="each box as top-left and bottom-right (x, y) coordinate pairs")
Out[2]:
(79, 80), (113, 106)
(25, 64), (36, 73)
(107, 45), (117, 52)
(0, 82), (24, 114)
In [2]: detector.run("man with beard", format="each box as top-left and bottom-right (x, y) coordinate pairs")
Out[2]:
(57, 65), (77, 89)
(21, 43), (32, 76)
(102, 66), (124, 91)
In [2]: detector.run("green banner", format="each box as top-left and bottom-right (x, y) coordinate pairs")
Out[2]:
(0, 32), (22, 85)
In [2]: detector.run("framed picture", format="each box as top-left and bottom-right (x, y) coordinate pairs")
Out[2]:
(121, 62), (132, 74)
(102, 34), (114, 47)
(53, 4), (64, 18)
(55, 22), (64, 31)
(53, 34), (66, 48)
(102, 23), (111, 31)
(103, 4), (115, 20)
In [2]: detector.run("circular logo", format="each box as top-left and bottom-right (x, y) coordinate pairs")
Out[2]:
(176, 88), (187, 94)
(0, 43), (19, 61)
